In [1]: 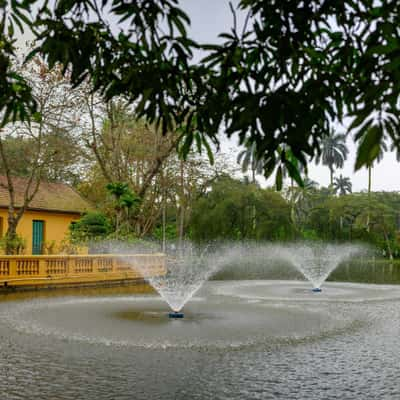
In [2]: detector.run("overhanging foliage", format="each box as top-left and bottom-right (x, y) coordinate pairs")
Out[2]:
(2, 1), (400, 187)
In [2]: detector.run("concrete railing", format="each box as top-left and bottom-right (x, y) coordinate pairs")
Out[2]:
(0, 254), (166, 287)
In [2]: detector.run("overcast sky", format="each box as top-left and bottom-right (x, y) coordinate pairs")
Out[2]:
(16, 0), (400, 192)
(181, 0), (400, 192)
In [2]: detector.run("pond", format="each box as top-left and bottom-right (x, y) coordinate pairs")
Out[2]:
(1, 268), (400, 399)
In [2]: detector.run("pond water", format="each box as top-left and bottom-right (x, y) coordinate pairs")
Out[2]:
(1, 273), (400, 399)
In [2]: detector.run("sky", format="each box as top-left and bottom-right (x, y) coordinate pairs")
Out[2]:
(15, 0), (400, 192)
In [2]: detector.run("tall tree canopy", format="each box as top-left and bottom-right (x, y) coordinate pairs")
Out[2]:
(2, 0), (400, 187)
(317, 132), (348, 185)
(333, 174), (352, 196)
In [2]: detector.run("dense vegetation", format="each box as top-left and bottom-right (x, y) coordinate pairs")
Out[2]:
(188, 180), (400, 258)
(70, 172), (400, 259)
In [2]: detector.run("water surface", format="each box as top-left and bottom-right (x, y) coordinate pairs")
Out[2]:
(0, 279), (400, 399)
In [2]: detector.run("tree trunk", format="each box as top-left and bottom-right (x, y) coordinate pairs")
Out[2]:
(5, 214), (20, 254)
(290, 178), (296, 225)
(161, 170), (166, 253)
(383, 227), (393, 260)
(329, 166), (334, 187)
(367, 165), (372, 232)
(115, 211), (120, 238)
(368, 164), (372, 194)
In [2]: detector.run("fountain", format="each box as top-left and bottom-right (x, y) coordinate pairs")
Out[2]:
(1, 270), (399, 400)
(2, 238), (399, 400)
(281, 242), (364, 291)
(114, 239), (365, 299)
(135, 241), (222, 317)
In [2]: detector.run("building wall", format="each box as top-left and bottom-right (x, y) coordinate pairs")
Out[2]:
(0, 209), (81, 254)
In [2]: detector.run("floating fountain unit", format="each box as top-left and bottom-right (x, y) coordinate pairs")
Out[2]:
(169, 311), (184, 318)
(312, 287), (322, 293)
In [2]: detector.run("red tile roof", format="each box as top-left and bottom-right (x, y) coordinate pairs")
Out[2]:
(0, 176), (91, 214)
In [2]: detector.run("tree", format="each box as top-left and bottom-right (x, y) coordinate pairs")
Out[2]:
(83, 100), (178, 199)
(40, 127), (86, 184)
(80, 101), (179, 236)
(189, 176), (294, 241)
(106, 182), (140, 236)
(0, 2), (36, 125)
(333, 174), (352, 196)
(355, 199), (397, 260)
(288, 177), (318, 226)
(364, 137), (387, 196)
(317, 133), (348, 186)
(360, 135), (388, 232)
(237, 141), (264, 183)
(0, 136), (33, 177)
(0, 57), (84, 253)
(3, 1), (400, 186)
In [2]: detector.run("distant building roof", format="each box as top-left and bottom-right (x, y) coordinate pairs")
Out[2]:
(0, 176), (92, 214)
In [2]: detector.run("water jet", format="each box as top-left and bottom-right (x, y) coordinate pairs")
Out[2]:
(281, 243), (364, 290)
(130, 241), (224, 316)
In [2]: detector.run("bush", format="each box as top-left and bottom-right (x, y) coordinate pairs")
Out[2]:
(0, 234), (26, 255)
(152, 223), (178, 241)
(69, 211), (111, 244)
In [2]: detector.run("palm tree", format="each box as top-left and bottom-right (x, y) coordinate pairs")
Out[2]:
(290, 177), (318, 224)
(333, 174), (352, 196)
(237, 141), (264, 183)
(317, 132), (348, 186)
(106, 182), (140, 235)
(390, 142), (400, 162)
(290, 177), (318, 202)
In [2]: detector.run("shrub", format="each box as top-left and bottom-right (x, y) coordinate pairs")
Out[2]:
(69, 211), (111, 244)
(0, 234), (26, 255)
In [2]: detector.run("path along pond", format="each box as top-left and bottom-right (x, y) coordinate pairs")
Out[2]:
(1, 269), (400, 400)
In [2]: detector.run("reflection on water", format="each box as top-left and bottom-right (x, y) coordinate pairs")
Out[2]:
(215, 258), (400, 286)
(0, 282), (155, 303)
(330, 261), (400, 284)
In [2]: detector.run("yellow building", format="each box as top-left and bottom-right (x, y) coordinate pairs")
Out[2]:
(0, 176), (91, 254)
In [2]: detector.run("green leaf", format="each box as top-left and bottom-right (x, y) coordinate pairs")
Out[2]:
(349, 114), (369, 131)
(179, 131), (193, 160)
(202, 136), (214, 165)
(275, 165), (283, 191)
(285, 159), (304, 187)
(136, 88), (153, 116)
(194, 131), (202, 153)
(355, 125), (383, 170)
(353, 117), (374, 141)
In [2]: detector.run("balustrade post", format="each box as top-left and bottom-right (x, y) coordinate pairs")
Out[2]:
(9, 257), (17, 278)
(38, 257), (47, 278)
(93, 256), (99, 274)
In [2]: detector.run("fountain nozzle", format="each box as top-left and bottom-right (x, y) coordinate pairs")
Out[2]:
(169, 311), (184, 318)
(312, 287), (322, 293)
